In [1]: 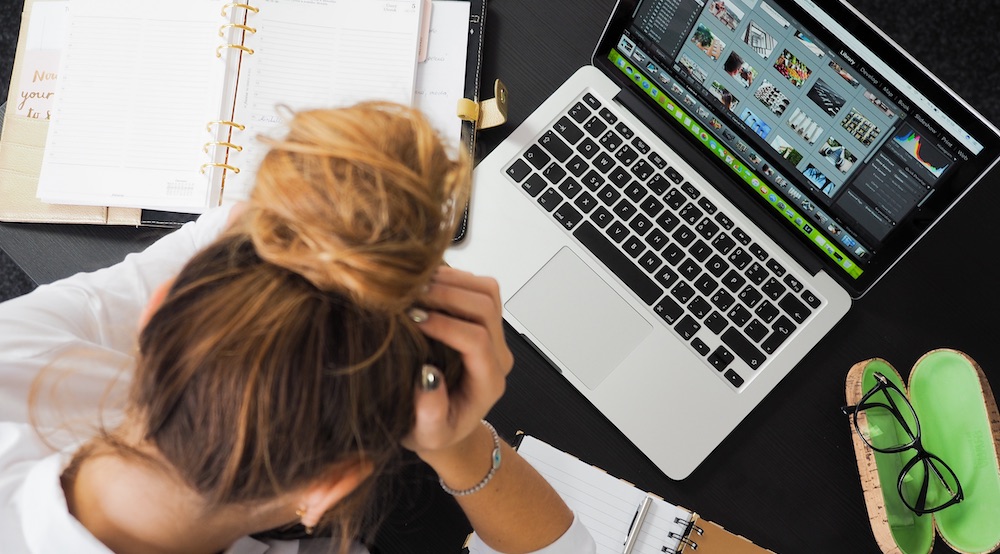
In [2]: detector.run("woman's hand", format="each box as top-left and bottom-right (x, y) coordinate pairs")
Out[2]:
(402, 266), (513, 463)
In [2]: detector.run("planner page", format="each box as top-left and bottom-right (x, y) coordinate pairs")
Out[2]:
(223, 0), (423, 201)
(37, 0), (232, 212)
(503, 435), (693, 554)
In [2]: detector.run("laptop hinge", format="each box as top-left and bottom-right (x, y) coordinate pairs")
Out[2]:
(614, 89), (826, 277)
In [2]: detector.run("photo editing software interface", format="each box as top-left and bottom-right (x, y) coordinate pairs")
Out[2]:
(610, 0), (985, 280)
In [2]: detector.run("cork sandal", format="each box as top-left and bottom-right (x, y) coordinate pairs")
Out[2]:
(845, 349), (1000, 554)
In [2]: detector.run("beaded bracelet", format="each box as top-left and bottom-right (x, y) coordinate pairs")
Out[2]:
(439, 420), (502, 497)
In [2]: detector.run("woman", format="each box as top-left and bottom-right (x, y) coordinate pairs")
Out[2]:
(0, 103), (595, 553)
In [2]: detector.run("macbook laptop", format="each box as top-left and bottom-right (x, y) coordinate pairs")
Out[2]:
(446, 0), (1000, 479)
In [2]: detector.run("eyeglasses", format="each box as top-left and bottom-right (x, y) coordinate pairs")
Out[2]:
(841, 371), (964, 515)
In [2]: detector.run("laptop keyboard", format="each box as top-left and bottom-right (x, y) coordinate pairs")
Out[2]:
(503, 91), (825, 390)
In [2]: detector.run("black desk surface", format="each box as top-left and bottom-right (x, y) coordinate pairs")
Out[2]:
(3, 1), (1000, 553)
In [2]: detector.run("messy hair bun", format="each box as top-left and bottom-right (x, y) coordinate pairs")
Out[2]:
(245, 102), (471, 312)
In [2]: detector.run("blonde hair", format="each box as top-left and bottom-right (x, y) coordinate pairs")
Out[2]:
(123, 102), (470, 548)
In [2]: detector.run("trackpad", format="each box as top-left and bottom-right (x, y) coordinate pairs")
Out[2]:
(506, 247), (652, 390)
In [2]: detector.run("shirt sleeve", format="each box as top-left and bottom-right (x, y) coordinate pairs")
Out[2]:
(465, 513), (596, 554)
(0, 206), (234, 432)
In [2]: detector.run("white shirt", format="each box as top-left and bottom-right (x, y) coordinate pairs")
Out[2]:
(0, 206), (595, 554)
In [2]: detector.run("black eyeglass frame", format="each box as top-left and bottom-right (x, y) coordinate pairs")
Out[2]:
(842, 371), (964, 516)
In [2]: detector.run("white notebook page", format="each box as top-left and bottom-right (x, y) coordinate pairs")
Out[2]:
(37, 0), (229, 212)
(514, 435), (692, 554)
(413, 0), (471, 150)
(224, 0), (422, 201)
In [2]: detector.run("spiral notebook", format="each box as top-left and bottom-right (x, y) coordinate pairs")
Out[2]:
(464, 435), (774, 554)
(1, 0), (489, 226)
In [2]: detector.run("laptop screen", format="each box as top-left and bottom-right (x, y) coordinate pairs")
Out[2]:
(593, 0), (1000, 296)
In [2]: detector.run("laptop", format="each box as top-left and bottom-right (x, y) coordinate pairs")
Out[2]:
(446, 0), (1000, 479)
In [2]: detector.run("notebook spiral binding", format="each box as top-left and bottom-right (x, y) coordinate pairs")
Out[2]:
(661, 517), (704, 553)
(203, 3), (259, 183)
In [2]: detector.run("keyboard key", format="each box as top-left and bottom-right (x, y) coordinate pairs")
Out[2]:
(665, 166), (684, 184)
(680, 182), (700, 199)
(662, 243), (685, 265)
(597, 184), (621, 206)
(738, 285), (763, 308)
(680, 203), (703, 225)
(592, 206), (613, 228)
(645, 228), (668, 251)
(655, 211), (680, 233)
(766, 259), (786, 277)
(783, 274), (804, 292)
(584, 116), (607, 137)
(654, 296), (684, 324)
(711, 289), (736, 311)
(600, 130), (624, 151)
(664, 189), (686, 210)
(613, 199), (637, 220)
(582, 93), (601, 110)
(761, 277), (786, 301)
(615, 121), (634, 139)
(689, 239), (712, 262)
(632, 160), (654, 182)
(755, 300), (779, 323)
(675, 315), (701, 340)
(725, 370), (745, 387)
(640, 196), (664, 218)
(722, 328), (766, 369)
(522, 174), (547, 197)
(648, 151), (667, 169)
(695, 218), (720, 240)
(565, 155), (588, 177)
(672, 225), (696, 247)
(623, 236), (644, 258)
(745, 319), (769, 342)
(506, 159), (532, 182)
(607, 221), (629, 243)
(746, 262), (768, 285)
(568, 101), (590, 123)
(615, 145), (639, 165)
(671, 281), (696, 304)
(553, 203), (582, 230)
(609, 167), (631, 188)
(524, 145), (550, 169)
(574, 221), (663, 305)
(749, 243), (768, 261)
(762, 316), (795, 354)
(538, 188), (560, 211)
(542, 163), (566, 184)
(554, 116), (584, 144)
(689, 296), (712, 319)
(593, 152), (615, 173)
(801, 289), (821, 309)
(692, 338), (710, 356)
(639, 251), (661, 273)
(727, 305), (752, 327)
(709, 346), (733, 371)
(648, 174), (671, 195)
(598, 107), (618, 124)
(721, 270), (747, 292)
(694, 273), (718, 296)
(654, 265), (679, 288)
(581, 170), (603, 191)
(632, 136), (650, 154)
(706, 254), (728, 277)
(624, 182), (646, 203)
(715, 212), (734, 229)
(577, 138), (599, 159)
(711, 234), (736, 255)
(778, 294), (811, 324)
(573, 191), (597, 213)
(629, 214), (652, 236)
(678, 259), (701, 281)
(558, 177), (583, 199)
(728, 248), (752, 270)
(705, 311), (728, 335)
(733, 227), (751, 245)
(697, 197), (717, 214)
(539, 131), (572, 161)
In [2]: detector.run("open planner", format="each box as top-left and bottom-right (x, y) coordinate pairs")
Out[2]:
(465, 435), (774, 554)
(1, 0), (491, 225)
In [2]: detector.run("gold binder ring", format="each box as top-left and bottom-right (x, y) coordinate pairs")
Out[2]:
(218, 23), (257, 37)
(216, 44), (255, 58)
(201, 163), (241, 175)
(206, 120), (246, 133)
(221, 3), (259, 17)
(203, 141), (244, 153)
